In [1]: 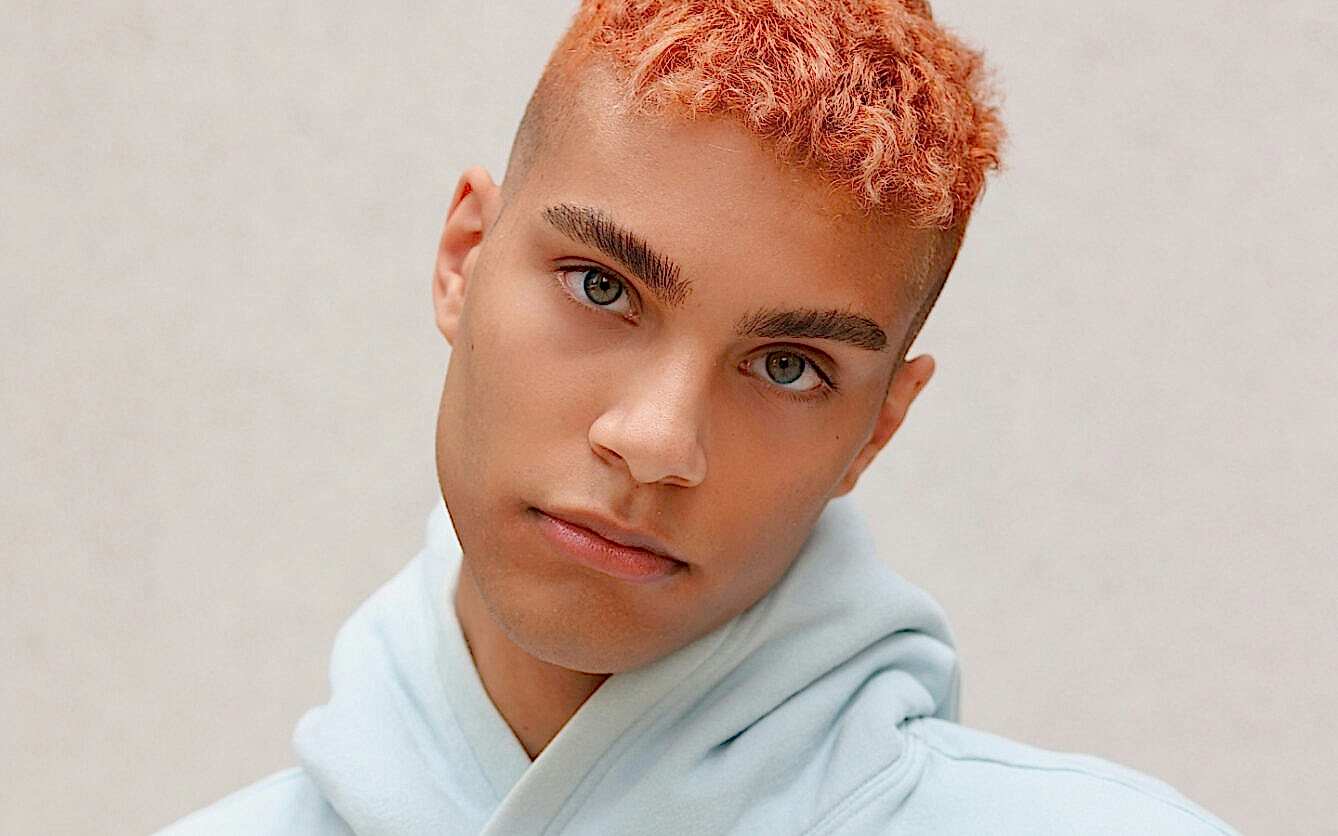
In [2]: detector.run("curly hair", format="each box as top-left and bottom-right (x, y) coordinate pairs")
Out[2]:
(527, 0), (1003, 231)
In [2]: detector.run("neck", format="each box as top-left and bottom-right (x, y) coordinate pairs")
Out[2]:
(453, 568), (609, 760)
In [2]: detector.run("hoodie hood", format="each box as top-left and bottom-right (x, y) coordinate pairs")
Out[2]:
(293, 494), (960, 835)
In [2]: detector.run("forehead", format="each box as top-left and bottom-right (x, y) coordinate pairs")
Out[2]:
(511, 63), (932, 330)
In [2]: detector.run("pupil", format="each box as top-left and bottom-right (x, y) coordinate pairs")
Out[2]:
(767, 352), (804, 385)
(583, 270), (622, 305)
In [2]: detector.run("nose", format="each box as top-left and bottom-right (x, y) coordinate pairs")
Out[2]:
(588, 351), (709, 488)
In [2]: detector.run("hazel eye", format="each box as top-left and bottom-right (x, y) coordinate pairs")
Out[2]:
(747, 350), (826, 394)
(558, 267), (635, 317)
(583, 269), (622, 304)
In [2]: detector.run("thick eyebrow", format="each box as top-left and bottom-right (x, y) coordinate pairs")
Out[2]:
(542, 202), (886, 352)
(542, 203), (692, 308)
(735, 307), (888, 352)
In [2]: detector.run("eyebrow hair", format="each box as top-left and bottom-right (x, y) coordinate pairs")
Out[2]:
(542, 202), (888, 353)
(543, 203), (692, 308)
(735, 307), (888, 352)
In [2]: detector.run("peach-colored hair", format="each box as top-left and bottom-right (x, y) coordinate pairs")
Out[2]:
(544, 0), (1004, 230)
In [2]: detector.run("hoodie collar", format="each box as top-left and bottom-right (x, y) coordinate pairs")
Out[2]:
(296, 494), (959, 835)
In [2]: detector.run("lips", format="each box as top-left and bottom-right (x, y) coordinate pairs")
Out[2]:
(533, 506), (686, 584)
(537, 505), (682, 563)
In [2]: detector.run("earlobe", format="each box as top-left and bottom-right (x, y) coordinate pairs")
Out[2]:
(832, 354), (936, 497)
(433, 166), (502, 346)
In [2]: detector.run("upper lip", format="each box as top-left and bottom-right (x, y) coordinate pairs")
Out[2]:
(539, 506), (683, 563)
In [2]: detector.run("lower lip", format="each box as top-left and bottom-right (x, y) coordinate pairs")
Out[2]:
(533, 509), (684, 584)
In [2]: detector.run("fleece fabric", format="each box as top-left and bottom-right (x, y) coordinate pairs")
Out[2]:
(158, 495), (1238, 835)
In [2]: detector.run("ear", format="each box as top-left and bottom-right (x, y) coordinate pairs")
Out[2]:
(832, 353), (936, 497)
(433, 166), (503, 346)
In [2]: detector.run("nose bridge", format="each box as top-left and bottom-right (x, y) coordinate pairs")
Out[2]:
(590, 342), (712, 486)
(636, 343), (710, 418)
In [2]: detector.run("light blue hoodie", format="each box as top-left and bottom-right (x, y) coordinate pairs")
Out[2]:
(158, 495), (1239, 834)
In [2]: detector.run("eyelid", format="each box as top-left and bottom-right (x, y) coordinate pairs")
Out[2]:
(556, 263), (641, 318)
(765, 344), (837, 388)
(745, 349), (841, 406)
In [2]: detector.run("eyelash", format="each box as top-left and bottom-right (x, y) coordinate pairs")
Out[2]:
(553, 264), (840, 404)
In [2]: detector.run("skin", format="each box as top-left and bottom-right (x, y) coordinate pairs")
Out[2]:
(431, 62), (938, 760)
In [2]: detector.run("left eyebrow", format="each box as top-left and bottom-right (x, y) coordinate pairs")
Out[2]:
(735, 307), (888, 352)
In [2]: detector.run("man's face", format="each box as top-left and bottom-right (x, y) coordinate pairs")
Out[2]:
(433, 66), (937, 675)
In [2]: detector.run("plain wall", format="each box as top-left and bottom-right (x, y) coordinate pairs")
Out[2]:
(4, 2), (1334, 833)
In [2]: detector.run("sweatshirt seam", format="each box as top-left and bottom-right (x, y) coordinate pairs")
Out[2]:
(799, 731), (924, 836)
(905, 726), (1233, 835)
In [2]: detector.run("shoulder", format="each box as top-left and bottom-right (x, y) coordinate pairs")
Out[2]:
(153, 767), (350, 836)
(887, 717), (1239, 835)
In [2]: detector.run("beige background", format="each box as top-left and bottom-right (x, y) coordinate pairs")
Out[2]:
(4, 1), (1334, 833)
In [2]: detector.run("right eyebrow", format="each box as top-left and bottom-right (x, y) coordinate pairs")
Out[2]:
(735, 306), (889, 352)
(542, 203), (693, 308)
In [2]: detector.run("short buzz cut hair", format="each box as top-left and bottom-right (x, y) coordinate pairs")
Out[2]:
(506, 0), (1005, 367)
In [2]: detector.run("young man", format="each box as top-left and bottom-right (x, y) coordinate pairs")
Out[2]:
(162, 1), (1237, 833)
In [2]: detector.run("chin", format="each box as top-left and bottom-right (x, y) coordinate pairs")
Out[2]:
(493, 595), (657, 674)
(479, 562), (685, 674)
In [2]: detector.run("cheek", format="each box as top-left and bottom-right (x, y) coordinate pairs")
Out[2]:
(709, 406), (858, 509)
(678, 422), (853, 605)
(493, 270), (616, 370)
(461, 273), (588, 409)
(447, 268), (627, 481)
